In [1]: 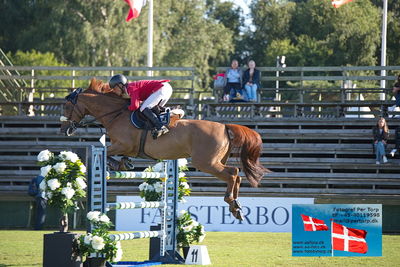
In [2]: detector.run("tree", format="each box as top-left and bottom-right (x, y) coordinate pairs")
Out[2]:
(246, 0), (381, 67)
(8, 50), (70, 98)
(0, 0), (238, 91)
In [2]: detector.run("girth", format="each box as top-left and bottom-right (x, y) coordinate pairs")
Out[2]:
(137, 129), (157, 160)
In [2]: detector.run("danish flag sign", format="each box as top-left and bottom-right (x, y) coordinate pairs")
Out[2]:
(332, 222), (368, 254)
(300, 214), (329, 231)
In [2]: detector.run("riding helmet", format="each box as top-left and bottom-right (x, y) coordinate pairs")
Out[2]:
(109, 74), (128, 88)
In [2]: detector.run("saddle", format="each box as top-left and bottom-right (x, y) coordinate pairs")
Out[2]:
(130, 106), (184, 160)
(130, 107), (170, 130)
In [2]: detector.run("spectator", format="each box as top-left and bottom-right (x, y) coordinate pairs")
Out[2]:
(389, 75), (400, 117)
(28, 175), (47, 230)
(393, 75), (400, 107)
(390, 126), (400, 157)
(222, 59), (243, 102)
(242, 60), (261, 102)
(373, 117), (389, 164)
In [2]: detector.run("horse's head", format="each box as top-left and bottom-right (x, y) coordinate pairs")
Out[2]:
(60, 87), (86, 136)
(60, 78), (96, 135)
(60, 77), (128, 135)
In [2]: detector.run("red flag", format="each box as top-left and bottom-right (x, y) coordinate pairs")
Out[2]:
(331, 0), (354, 8)
(332, 222), (368, 254)
(124, 0), (146, 22)
(300, 214), (329, 231)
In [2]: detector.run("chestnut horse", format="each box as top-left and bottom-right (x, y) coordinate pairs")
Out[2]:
(60, 78), (268, 220)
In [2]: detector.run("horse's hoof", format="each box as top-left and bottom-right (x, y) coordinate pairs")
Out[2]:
(107, 157), (120, 171)
(124, 162), (134, 170)
(229, 199), (242, 213)
(233, 209), (244, 221)
(232, 199), (242, 210)
(121, 157), (135, 170)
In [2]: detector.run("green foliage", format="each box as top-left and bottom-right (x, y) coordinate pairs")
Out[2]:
(176, 210), (205, 247)
(248, 0), (382, 67)
(0, 0), (238, 92)
(139, 159), (191, 202)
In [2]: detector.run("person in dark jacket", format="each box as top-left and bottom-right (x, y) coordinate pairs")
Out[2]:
(242, 60), (261, 102)
(373, 117), (389, 164)
(29, 175), (47, 230)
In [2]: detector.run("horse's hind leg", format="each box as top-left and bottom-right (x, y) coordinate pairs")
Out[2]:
(194, 161), (244, 220)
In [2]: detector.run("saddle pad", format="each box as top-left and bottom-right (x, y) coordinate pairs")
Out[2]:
(130, 109), (170, 129)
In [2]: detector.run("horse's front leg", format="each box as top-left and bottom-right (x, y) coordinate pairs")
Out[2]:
(106, 143), (134, 171)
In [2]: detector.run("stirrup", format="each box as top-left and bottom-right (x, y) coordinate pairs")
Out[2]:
(151, 126), (169, 139)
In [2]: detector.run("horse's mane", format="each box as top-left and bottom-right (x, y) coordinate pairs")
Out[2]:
(82, 77), (129, 104)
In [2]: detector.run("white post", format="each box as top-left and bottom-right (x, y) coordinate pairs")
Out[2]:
(380, 0), (388, 101)
(331, 219), (334, 257)
(275, 56), (280, 102)
(28, 69), (35, 116)
(147, 0), (154, 77)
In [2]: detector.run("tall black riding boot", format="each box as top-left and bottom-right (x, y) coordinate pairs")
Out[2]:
(141, 108), (169, 139)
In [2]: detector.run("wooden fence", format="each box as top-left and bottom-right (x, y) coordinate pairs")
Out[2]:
(1, 65), (400, 119)
(216, 65), (400, 103)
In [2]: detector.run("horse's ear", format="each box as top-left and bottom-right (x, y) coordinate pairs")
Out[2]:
(89, 77), (97, 90)
(96, 80), (103, 92)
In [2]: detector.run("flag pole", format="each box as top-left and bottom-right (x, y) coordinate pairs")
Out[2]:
(147, 0), (153, 77)
(331, 219), (334, 257)
(379, 0), (388, 100)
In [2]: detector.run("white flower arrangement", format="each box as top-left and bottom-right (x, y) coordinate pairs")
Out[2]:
(76, 211), (123, 263)
(40, 165), (52, 177)
(37, 149), (52, 162)
(138, 159), (191, 202)
(37, 149), (86, 215)
(60, 151), (80, 163)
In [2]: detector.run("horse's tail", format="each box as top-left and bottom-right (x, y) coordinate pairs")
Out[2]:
(226, 124), (269, 188)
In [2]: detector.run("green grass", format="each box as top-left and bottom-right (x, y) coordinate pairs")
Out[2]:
(0, 231), (399, 267)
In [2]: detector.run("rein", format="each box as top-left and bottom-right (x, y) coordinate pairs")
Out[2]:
(79, 104), (128, 127)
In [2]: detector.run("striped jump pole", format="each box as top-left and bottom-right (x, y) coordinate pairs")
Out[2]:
(107, 201), (165, 210)
(107, 171), (167, 179)
(110, 231), (162, 241)
(87, 145), (184, 264)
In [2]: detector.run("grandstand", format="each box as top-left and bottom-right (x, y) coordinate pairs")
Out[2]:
(0, 65), (399, 232)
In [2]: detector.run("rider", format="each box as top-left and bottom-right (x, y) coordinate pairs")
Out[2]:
(108, 74), (172, 139)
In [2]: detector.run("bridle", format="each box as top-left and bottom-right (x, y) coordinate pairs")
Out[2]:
(63, 88), (84, 136)
(63, 88), (128, 136)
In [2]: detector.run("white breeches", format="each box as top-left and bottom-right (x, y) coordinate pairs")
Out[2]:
(139, 82), (173, 112)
